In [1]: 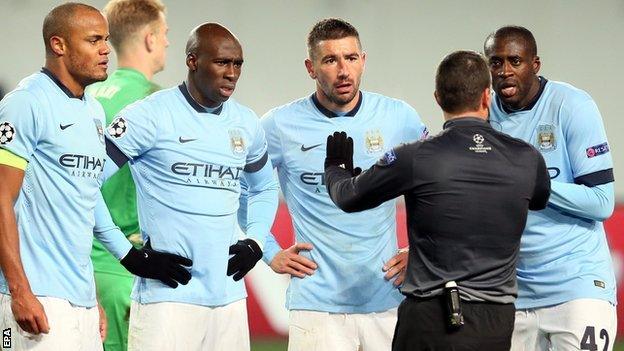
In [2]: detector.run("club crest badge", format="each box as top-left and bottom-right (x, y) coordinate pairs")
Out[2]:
(365, 129), (384, 153)
(229, 129), (246, 156)
(536, 124), (556, 152)
(93, 119), (104, 144)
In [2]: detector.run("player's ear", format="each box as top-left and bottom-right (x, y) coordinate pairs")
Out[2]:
(532, 56), (541, 74)
(433, 90), (441, 108)
(304, 58), (316, 80)
(361, 51), (366, 71)
(146, 31), (156, 53)
(49, 35), (66, 56)
(186, 53), (197, 71)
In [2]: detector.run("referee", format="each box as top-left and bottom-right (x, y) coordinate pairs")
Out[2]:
(324, 50), (551, 350)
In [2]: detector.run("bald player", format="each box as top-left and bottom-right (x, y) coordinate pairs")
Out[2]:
(0, 3), (191, 350)
(102, 23), (278, 350)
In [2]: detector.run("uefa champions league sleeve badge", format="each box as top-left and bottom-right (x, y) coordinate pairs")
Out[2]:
(0, 122), (16, 145)
(108, 117), (128, 139)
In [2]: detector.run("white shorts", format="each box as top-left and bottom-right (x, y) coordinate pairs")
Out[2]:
(0, 293), (102, 351)
(288, 308), (397, 351)
(128, 298), (249, 351)
(511, 298), (617, 351)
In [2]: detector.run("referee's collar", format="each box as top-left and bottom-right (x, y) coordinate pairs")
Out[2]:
(443, 117), (490, 129)
(41, 67), (84, 100)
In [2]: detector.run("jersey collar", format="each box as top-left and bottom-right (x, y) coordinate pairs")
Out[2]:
(40, 67), (84, 100)
(443, 117), (490, 129)
(497, 76), (548, 114)
(310, 91), (363, 118)
(178, 82), (223, 115)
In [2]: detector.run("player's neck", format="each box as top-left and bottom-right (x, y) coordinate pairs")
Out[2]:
(44, 60), (85, 97)
(314, 89), (360, 113)
(118, 54), (155, 81)
(185, 77), (221, 108)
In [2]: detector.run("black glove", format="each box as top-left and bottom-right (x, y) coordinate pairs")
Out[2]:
(325, 131), (361, 176)
(227, 239), (262, 281)
(120, 243), (193, 288)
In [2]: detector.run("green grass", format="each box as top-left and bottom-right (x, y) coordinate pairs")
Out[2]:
(251, 338), (287, 351)
(250, 339), (624, 351)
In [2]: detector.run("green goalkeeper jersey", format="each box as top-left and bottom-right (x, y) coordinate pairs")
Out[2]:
(88, 68), (160, 275)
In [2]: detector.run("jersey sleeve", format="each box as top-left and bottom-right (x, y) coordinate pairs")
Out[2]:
(104, 100), (158, 160)
(398, 101), (428, 143)
(243, 113), (269, 172)
(260, 111), (283, 168)
(0, 90), (42, 160)
(563, 98), (614, 186)
(325, 142), (417, 213)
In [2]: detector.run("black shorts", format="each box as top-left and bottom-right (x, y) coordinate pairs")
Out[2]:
(392, 295), (515, 351)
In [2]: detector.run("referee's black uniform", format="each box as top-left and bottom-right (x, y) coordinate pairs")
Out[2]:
(325, 117), (550, 350)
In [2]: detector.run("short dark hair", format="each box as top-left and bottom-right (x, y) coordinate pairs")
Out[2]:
(484, 25), (538, 57)
(435, 50), (491, 114)
(42, 2), (100, 55)
(307, 18), (360, 59)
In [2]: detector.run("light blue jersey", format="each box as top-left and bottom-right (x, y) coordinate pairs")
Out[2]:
(262, 91), (428, 313)
(106, 83), (276, 306)
(0, 69), (131, 307)
(489, 78), (615, 309)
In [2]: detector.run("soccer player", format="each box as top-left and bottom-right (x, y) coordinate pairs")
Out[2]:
(87, 1), (168, 350)
(259, 18), (427, 351)
(103, 23), (278, 350)
(0, 3), (191, 350)
(484, 26), (616, 351)
(323, 50), (550, 351)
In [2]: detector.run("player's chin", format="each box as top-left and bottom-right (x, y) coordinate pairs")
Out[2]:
(498, 94), (520, 107)
(332, 91), (358, 105)
(89, 70), (108, 83)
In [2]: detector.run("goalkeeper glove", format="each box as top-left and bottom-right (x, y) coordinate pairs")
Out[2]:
(227, 239), (262, 281)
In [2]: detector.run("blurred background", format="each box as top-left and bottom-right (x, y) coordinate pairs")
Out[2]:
(1, 1), (622, 350)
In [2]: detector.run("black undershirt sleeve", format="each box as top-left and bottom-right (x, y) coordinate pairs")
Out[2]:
(105, 138), (130, 168)
(243, 152), (268, 173)
(325, 145), (415, 213)
(574, 168), (614, 187)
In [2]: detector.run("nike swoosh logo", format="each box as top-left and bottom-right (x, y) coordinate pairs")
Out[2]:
(60, 123), (74, 130)
(301, 143), (322, 152)
(179, 137), (197, 143)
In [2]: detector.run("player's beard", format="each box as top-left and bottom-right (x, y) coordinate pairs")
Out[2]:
(326, 81), (360, 108)
(67, 54), (108, 88)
